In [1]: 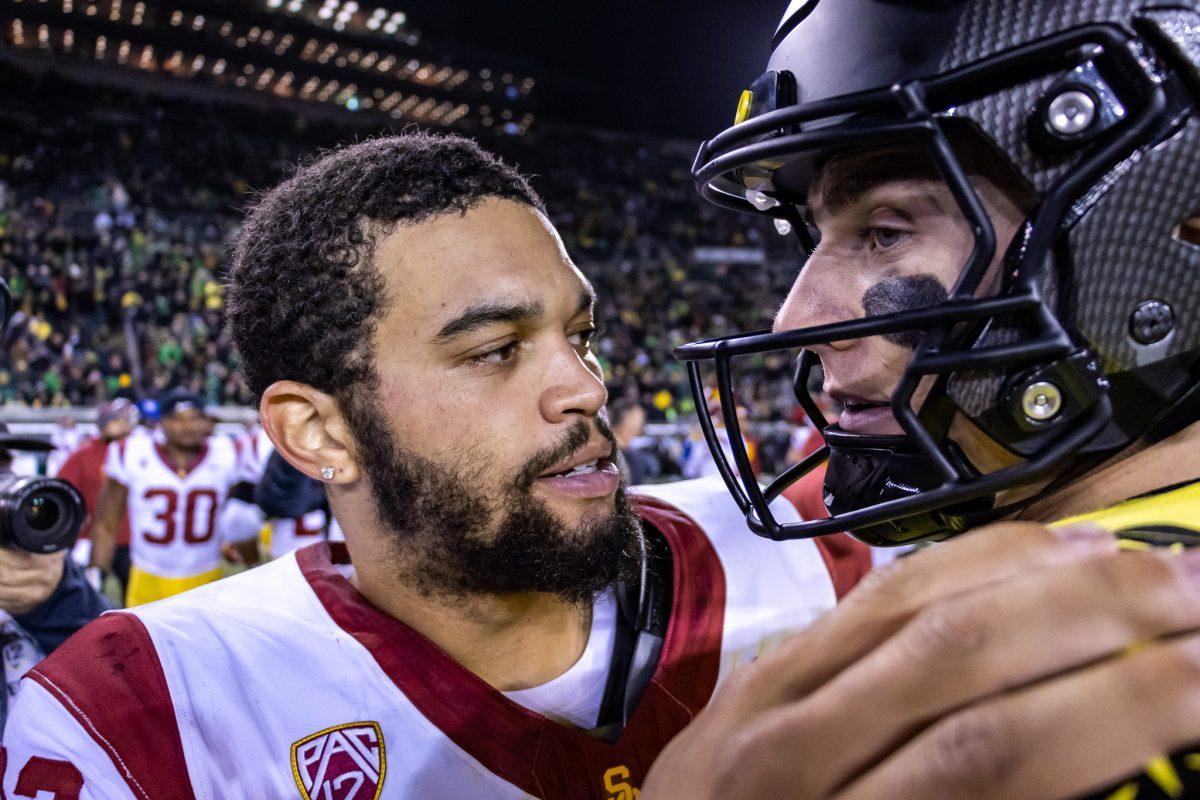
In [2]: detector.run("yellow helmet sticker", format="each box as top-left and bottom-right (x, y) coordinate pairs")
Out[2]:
(734, 89), (754, 125)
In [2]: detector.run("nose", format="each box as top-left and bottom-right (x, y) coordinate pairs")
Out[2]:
(539, 341), (608, 424)
(773, 255), (858, 352)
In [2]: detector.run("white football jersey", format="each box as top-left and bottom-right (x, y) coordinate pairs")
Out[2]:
(4, 476), (838, 799)
(103, 433), (242, 578)
(269, 509), (347, 560)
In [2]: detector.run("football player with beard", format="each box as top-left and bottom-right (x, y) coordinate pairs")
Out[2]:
(643, 1), (1200, 799)
(0, 134), (844, 799)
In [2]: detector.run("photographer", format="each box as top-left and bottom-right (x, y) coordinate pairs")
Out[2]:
(0, 425), (107, 731)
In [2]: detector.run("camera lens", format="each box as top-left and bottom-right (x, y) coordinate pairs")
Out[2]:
(0, 474), (84, 554)
(25, 494), (61, 532)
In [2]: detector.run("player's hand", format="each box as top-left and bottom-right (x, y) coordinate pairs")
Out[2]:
(221, 542), (244, 563)
(0, 547), (66, 616)
(642, 521), (1200, 799)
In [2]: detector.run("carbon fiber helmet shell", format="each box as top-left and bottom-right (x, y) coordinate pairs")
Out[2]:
(680, 0), (1200, 544)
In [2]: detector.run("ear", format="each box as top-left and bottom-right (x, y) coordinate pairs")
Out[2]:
(259, 380), (360, 485)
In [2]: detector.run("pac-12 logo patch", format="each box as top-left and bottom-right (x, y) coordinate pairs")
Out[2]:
(290, 721), (386, 800)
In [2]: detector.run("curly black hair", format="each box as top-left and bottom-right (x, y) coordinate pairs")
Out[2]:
(226, 133), (545, 404)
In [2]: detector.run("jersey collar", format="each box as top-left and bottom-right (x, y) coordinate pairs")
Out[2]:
(296, 495), (725, 799)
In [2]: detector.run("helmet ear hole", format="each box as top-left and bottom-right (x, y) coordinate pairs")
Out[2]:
(1173, 213), (1200, 248)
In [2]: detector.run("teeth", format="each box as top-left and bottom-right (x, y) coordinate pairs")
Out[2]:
(559, 458), (599, 478)
(556, 460), (604, 479)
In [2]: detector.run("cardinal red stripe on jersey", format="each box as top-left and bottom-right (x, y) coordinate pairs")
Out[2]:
(26, 613), (196, 800)
(298, 499), (725, 800)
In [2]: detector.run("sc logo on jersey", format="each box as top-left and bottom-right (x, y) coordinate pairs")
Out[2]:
(290, 721), (387, 800)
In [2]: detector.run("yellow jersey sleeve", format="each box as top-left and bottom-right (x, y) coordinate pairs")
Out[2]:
(1051, 481), (1200, 799)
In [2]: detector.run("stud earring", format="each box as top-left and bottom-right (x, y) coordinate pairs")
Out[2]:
(321, 466), (335, 480)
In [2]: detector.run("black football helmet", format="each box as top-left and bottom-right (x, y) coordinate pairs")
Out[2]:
(679, 0), (1200, 545)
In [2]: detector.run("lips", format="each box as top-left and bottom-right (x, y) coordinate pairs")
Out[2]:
(535, 443), (620, 500)
(538, 443), (616, 479)
(828, 390), (902, 435)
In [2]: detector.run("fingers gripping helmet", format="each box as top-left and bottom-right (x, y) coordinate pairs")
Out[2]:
(679, 0), (1200, 545)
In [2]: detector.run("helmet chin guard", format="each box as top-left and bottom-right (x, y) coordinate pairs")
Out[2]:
(678, 9), (1200, 545)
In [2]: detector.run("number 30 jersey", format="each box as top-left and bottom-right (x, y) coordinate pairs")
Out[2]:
(104, 433), (242, 580)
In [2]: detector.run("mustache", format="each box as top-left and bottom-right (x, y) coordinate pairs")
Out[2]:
(515, 415), (618, 489)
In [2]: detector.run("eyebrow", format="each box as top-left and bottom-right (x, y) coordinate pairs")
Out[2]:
(815, 160), (948, 218)
(432, 286), (595, 343)
(815, 177), (949, 223)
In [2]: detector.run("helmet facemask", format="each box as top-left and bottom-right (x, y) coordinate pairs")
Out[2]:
(680, 15), (1200, 544)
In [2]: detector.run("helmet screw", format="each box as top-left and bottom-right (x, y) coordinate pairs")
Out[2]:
(1022, 381), (1063, 422)
(774, 217), (793, 236)
(1046, 89), (1096, 136)
(1129, 300), (1174, 345)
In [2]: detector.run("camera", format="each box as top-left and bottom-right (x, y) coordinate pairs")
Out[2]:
(0, 281), (87, 554)
(0, 471), (85, 555)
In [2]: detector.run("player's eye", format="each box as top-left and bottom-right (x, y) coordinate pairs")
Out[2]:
(567, 327), (596, 353)
(470, 341), (520, 367)
(866, 226), (909, 250)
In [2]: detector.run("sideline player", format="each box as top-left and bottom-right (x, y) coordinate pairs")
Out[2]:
(55, 399), (139, 593)
(644, 1), (1200, 798)
(87, 389), (245, 606)
(2, 135), (845, 798)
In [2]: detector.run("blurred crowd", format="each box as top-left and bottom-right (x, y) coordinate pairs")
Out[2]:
(0, 65), (815, 475)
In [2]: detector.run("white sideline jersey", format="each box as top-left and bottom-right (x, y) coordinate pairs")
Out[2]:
(269, 509), (346, 560)
(104, 433), (242, 578)
(4, 476), (838, 800)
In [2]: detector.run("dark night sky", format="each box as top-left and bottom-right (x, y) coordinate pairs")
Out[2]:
(402, 1), (785, 141)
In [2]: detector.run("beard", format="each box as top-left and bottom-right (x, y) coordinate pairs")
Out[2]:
(341, 390), (644, 605)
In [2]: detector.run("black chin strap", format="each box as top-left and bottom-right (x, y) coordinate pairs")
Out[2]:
(589, 525), (672, 742)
